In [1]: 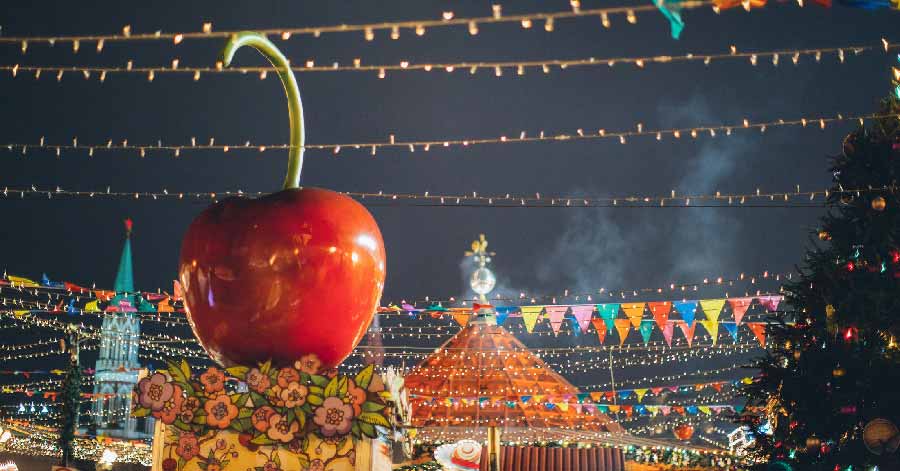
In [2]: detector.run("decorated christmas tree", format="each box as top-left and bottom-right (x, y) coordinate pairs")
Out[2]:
(739, 65), (900, 470)
(58, 348), (83, 466)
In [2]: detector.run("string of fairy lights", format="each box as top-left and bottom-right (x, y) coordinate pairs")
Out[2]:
(2, 111), (894, 159)
(0, 2), (717, 47)
(2, 40), (893, 82)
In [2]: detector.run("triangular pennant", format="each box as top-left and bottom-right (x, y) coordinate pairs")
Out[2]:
(621, 303), (646, 328)
(678, 321), (697, 347)
(545, 306), (568, 335)
(648, 301), (671, 330)
(590, 392), (603, 402)
(452, 311), (471, 327)
(597, 304), (620, 331)
(623, 405), (633, 418)
(495, 310), (510, 326)
(520, 306), (543, 333)
(698, 406), (712, 415)
(673, 301), (698, 327)
(757, 295), (782, 312)
(747, 322), (767, 347)
(700, 320), (719, 345)
(660, 406), (671, 416)
(728, 297), (752, 325)
(650, 387), (663, 395)
(699, 299), (725, 323)
(646, 405), (659, 416)
(639, 320), (655, 345)
(722, 321), (739, 340)
(603, 391), (616, 401)
(571, 305), (595, 333)
(662, 321), (676, 347)
(634, 388), (648, 402)
(711, 382), (724, 392)
(613, 319), (632, 346)
(591, 318), (607, 345)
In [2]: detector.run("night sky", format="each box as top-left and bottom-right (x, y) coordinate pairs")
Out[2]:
(0, 0), (898, 442)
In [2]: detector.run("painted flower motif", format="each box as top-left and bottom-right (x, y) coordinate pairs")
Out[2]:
(251, 405), (276, 432)
(345, 379), (367, 416)
(263, 461), (282, 471)
(137, 372), (174, 411)
(308, 459), (325, 471)
(295, 354), (322, 375)
(216, 438), (226, 450)
(200, 367), (226, 393)
(314, 396), (355, 437)
(276, 367), (301, 388)
(207, 463), (222, 471)
(162, 458), (177, 471)
(176, 433), (199, 460)
(280, 381), (308, 408)
(179, 395), (199, 423)
(245, 367), (270, 393)
(266, 412), (299, 443)
(153, 385), (184, 424)
(204, 393), (239, 429)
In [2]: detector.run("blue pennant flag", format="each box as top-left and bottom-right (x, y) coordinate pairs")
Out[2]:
(674, 301), (698, 327)
(722, 322), (739, 340)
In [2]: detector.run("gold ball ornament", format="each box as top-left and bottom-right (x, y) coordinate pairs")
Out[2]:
(832, 364), (846, 377)
(872, 196), (887, 211)
(863, 418), (900, 455)
(806, 435), (822, 452)
(818, 230), (831, 241)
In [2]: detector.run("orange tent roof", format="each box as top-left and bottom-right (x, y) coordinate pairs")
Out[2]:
(404, 315), (624, 437)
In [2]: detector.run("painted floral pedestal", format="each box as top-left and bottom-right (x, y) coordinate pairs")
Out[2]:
(134, 358), (396, 471)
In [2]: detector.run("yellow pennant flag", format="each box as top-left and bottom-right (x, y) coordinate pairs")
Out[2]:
(558, 402), (569, 412)
(614, 319), (632, 346)
(608, 405), (620, 413)
(520, 306), (543, 333)
(621, 303), (646, 328)
(699, 299), (726, 323)
(700, 320), (720, 345)
(698, 406), (712, 415)
(8, 275), (39, 287)
(634, 388), (648, 402)
(13, 310), (29, 318)
(84, 300), (100, 312)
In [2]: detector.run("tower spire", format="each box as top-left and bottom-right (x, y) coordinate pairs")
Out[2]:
(113, 218), (134, 294)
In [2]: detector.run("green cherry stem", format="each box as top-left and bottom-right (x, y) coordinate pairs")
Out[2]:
(220, 31), (305, 190)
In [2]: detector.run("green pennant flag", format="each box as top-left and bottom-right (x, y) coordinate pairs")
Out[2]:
(597, 304), (620, 332)
(639, 320), (655, 345)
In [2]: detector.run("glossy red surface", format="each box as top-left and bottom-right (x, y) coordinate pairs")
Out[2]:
(673, 424), (695, 441)
(178, 188), (386, 368)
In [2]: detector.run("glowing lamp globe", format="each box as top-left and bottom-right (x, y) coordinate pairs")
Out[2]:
(872, 196), (887, 211)
(673, 424), (694, 441)
(470, 267), (496, 296)
(862, 418), (900, 455)
(179, 33), (385, 369)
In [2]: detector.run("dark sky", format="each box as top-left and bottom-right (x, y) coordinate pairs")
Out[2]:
(0, 2), (897, 304)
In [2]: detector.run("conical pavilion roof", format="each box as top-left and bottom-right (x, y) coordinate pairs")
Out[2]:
(404, 315), (624, 438)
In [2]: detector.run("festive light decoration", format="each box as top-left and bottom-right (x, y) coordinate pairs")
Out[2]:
(3, 112), (895, 160)
(2, 40), (894, 81)
(0, 2), (716, 48)
(1, 184), (886, 210)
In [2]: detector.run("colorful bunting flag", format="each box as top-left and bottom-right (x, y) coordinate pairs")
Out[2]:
(452, 311), (471, 327)
(639, 320), (655, 345)
(700, 319), (719, 345)
(597, 304), (620, 331)
(520, 306), (543, 333)
(699, 299), (725, 323)
(722, 321), (739, 340)
(673, 301), (698, 327)
(545, 306), (568, 335)
(634, 388), (648, 402)
(648, 301), (671, 330)
(653, 0), (685, 39)
(678, 321), (697, 347)
(747, 322), (767, 347)
(757, 295), (782, 313)
(614, 319), (632, 346)
(728, 297), (752, 325)
(662, 321), (675, 347)
(571, 305), (595, 333)
(590, 318), (607, 344)
(622, 303), (646, 328)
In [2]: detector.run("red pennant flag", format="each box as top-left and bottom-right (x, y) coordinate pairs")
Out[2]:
(678, 321), (697, 347)
(650, 387), (664, 395)
(747, 322), (767, 347)
(711, 382), (723, 392)
(648, 301), (672, 330)
(728, 297), (752, 325)
(591, 318), (607, 344)
(604, 391), (616, 401)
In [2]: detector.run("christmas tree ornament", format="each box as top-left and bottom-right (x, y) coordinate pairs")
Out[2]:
(871, 195), (887, 211)
(805, 435), (821, 452)
(832, 364), (846, 377)
(842, 133), (856, 156)
(862, 419), (900, 455)
(179, 32), (386, 369)
(818, 229), (831, 241)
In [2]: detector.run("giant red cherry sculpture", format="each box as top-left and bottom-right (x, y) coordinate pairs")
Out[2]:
(179, 32), (385, 369)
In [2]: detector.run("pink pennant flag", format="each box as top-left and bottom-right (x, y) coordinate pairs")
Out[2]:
(678, 321), (697, 347)
(621, 303), (646, 328)
(662, 320), (676, 347)
(571, 305), (595, 333)
(660, 406), (671, 416)
(757, 295), (783, 312)
(728, 297), (752, 325)
(747, 322), (767, 347)
(545, 306), (568, 335)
